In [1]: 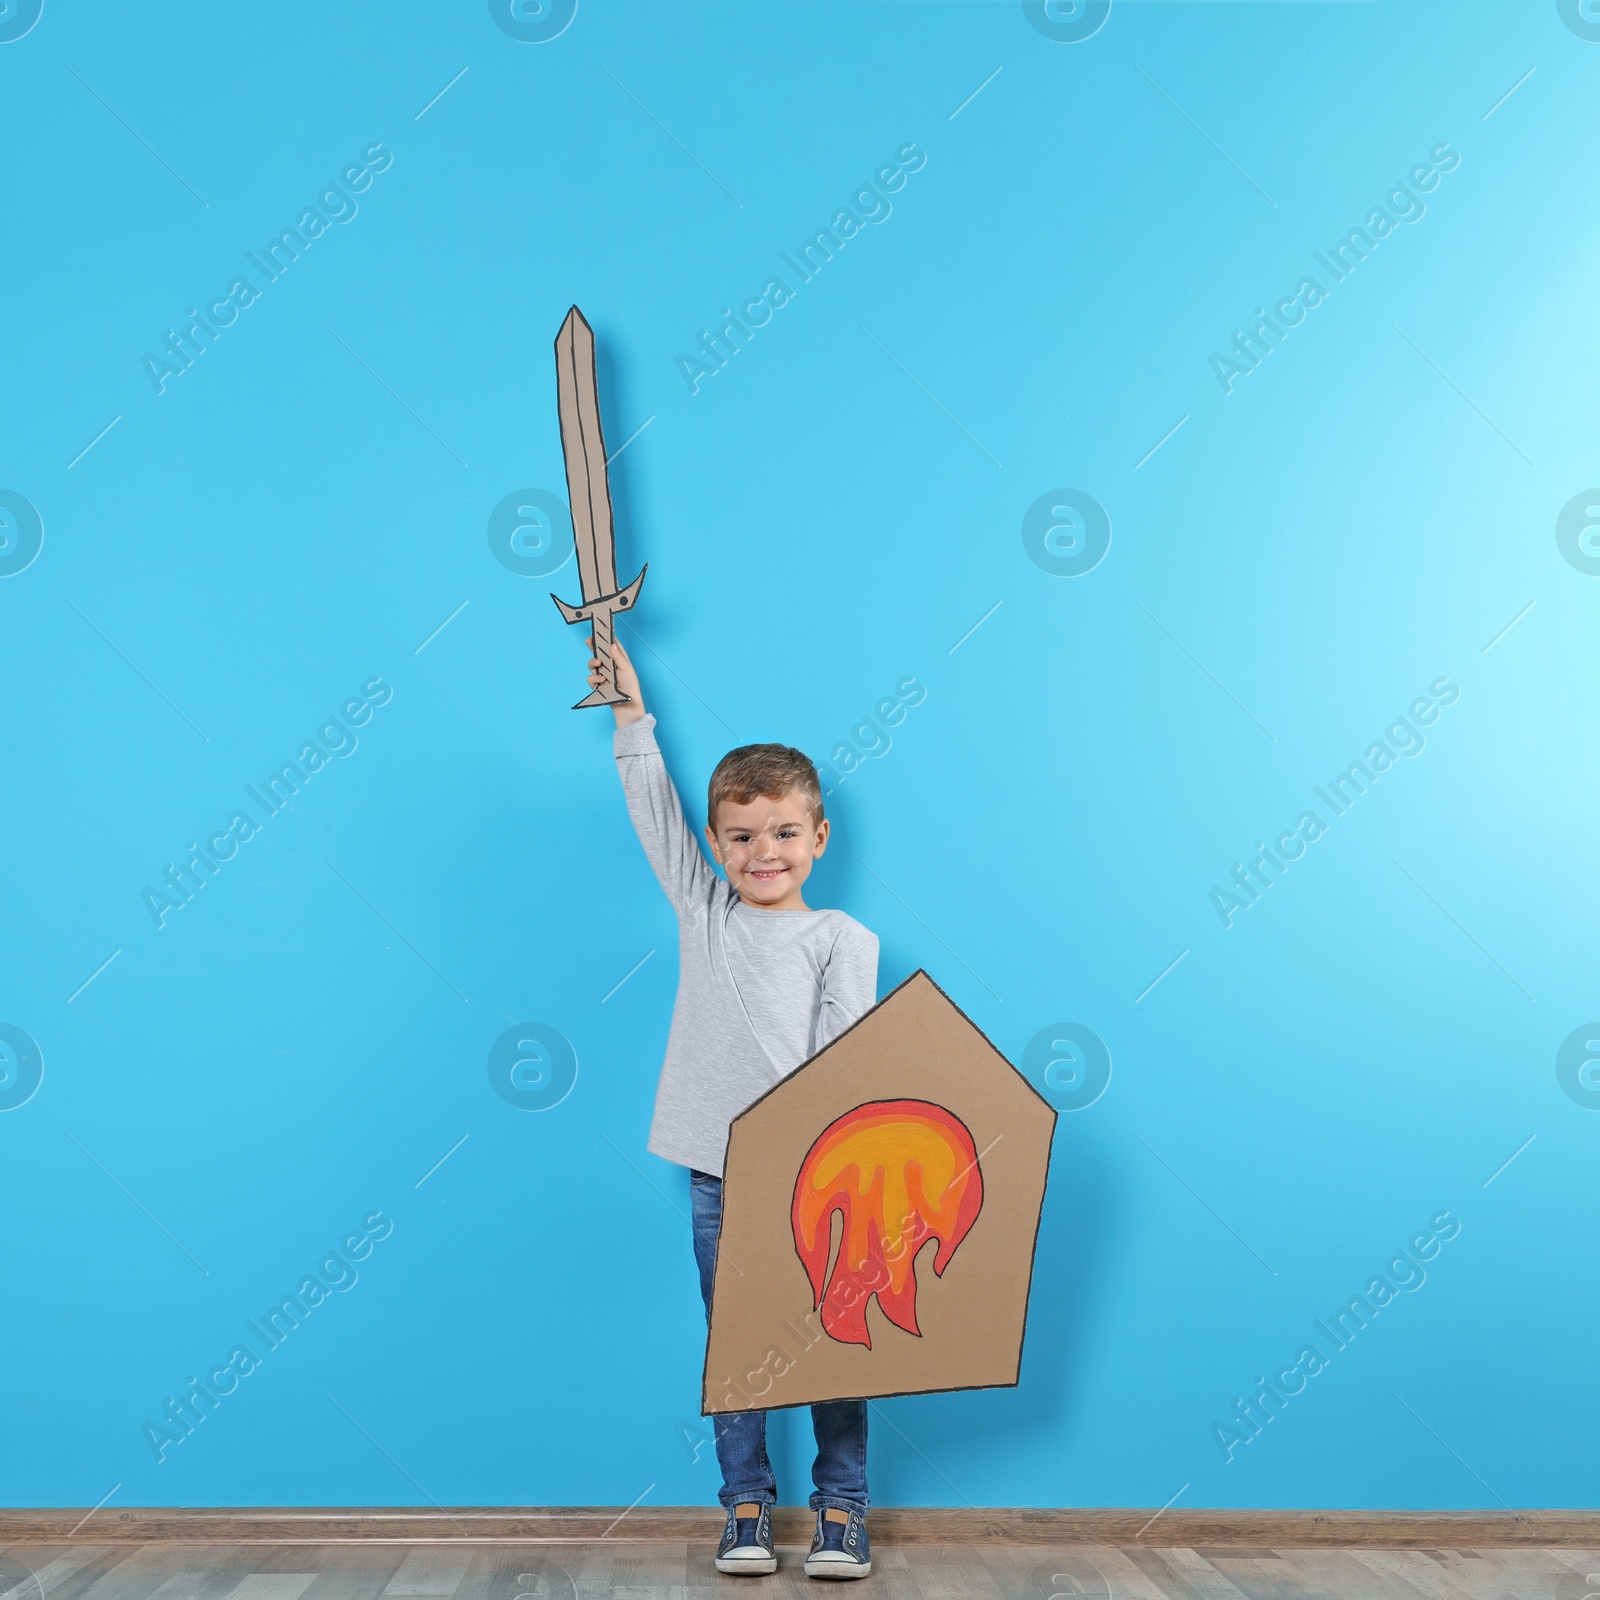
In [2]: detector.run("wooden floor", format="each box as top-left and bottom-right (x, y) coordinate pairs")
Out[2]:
(3, 1540), (1598, 1599)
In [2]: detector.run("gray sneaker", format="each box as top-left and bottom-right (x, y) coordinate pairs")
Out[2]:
(715, 1504), (777, 1576)
(803, 1508), (871, 1579)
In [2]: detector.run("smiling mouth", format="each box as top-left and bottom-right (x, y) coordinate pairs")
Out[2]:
(746, 868), (787, 880)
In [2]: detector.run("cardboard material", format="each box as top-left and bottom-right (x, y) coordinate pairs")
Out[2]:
(550, 305), (647, 710)
(702, 970), (1056, 1414)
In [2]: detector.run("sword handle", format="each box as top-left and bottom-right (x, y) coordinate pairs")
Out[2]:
(552, 565), (647, 711)
(579, 606), (632, 710)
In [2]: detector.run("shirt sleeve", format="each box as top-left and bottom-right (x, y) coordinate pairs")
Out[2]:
(613, 713), (719, 916)
(817, 922), (880, 1050)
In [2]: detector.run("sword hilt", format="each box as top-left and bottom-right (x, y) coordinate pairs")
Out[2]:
(551, 566), (647, 711)
(580, 605), (629, 710)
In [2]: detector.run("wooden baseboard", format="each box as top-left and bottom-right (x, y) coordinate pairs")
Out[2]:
(1, 1507), (1597, 1546)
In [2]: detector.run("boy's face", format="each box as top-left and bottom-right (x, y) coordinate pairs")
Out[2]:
(705, 787), (829, 910)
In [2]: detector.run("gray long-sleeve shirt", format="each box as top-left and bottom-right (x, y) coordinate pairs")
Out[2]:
(614, 715), (879, 1176)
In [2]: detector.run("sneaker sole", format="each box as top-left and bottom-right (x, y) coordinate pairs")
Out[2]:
(715, 1553), (778, 1576)
(803, 1554), (872, 1580)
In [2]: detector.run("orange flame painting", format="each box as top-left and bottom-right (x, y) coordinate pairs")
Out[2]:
(790, 1099), (985, 1349)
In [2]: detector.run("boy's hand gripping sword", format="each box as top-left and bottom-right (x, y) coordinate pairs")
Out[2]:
(550, 305), (646, 709)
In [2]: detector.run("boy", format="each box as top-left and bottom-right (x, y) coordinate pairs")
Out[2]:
(589, 636), (878, 1580)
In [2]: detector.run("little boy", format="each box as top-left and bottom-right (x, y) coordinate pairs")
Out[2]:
(589, 636), (878, 1580)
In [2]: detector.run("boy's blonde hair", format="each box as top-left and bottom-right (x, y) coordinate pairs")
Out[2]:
(707, 744), (825, 828)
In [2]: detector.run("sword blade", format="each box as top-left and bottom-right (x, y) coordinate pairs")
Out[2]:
(554, 306), (618, 603)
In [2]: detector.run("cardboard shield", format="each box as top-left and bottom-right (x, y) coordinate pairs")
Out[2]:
(702, 970), (1056, 1413)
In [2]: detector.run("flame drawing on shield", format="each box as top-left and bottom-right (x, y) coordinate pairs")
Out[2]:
(791, 1098), (985, 1349)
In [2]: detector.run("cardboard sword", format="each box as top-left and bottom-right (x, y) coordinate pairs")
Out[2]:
(550, 305), (647, 709)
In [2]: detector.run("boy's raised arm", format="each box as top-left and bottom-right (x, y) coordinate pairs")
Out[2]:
(595, 635), (718, 914)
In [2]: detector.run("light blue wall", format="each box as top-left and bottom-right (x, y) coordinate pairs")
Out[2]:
(3, 0), (1598, 1511)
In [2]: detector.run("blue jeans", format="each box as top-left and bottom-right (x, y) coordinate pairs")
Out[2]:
(690, 1169), (869, 1514)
